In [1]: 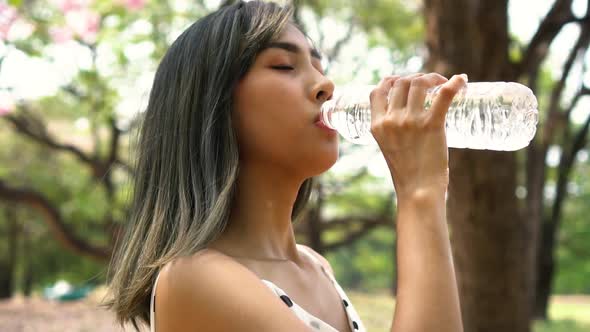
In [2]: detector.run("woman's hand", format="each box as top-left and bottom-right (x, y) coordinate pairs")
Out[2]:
(369, 73), (468, 200)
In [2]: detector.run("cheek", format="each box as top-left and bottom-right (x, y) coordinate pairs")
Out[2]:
(236, 111), (301, 159)
(232, 74), (339, 174)
(233, 80), (305, 161)
(235, 108), (339, 174)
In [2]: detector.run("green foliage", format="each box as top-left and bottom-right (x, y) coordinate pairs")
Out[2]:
(0, 0), (204, 292)
(319, 169), (396, 292)
(19, 227), (107, 292)
(533, 319), (590, 332)
(303, 0), (423, 55)
(352, 0), (423, 52)
(508, 38), (523, 64)
(536, 65), (558, 137)
(327, 227), (395, 292)
(553, 160), (590, 294)
(8, 0), (23, 7)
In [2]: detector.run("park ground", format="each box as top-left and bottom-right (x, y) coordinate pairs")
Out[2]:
(0, 287), (589, 332)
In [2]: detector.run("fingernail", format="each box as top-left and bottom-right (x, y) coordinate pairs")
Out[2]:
(460, 73), (468, 82)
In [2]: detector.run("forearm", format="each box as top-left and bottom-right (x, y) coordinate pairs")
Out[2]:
(390, 189), (463, 332)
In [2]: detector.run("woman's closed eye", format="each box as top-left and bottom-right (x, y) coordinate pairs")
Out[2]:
(271, 65), (294, 71)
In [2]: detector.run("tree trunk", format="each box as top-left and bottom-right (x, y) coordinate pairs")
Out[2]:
(446, 151), (531, 332)
(22, 224), (33, 297)
(0, 261), (11, 299)
(526, 142), (548, 319)
(534, 220), (556, 319)
(0, 206), (18, 299)
(423, 1), (536, 331)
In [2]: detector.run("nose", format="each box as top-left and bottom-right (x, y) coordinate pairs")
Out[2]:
(310, 74), (335, 103)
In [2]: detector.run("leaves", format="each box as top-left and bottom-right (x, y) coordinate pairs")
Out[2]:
(303, 0), (423, 54)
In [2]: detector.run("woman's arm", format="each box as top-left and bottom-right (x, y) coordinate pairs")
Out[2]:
(369, 72), (466, 332)
(390, 190), (462, 332)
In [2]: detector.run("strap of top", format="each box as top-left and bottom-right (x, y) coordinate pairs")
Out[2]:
(297, 245), (319, 263)
(268, 246), (367, 332)
(260, 279), (340, 332)
(297, 245), (335, 282)
(150, 270), (162, 332)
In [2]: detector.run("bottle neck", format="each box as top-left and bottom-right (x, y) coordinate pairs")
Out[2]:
(320, 100), (337, 129)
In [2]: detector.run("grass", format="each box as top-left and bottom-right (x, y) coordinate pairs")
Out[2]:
(345, 290), (590, 332)
(532, 319), (590, 332)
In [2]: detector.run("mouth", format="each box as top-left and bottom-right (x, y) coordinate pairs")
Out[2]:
(314, 113), (321, 124)
(314, 116), (336, 133)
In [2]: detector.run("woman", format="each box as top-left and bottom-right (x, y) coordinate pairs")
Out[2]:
(105, 1), (465, 331)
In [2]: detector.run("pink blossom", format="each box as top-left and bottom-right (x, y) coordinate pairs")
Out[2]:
(0, 93), (15, 116)
(49, 26), (74, 43)
(125, 0), (146, 11)
(49, 0), (93, 13)
(0, 3), (18, 41)
(6, 18), (35, 41)
(65, 9), (100, 43)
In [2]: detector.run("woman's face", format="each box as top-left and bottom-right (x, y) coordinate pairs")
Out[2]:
(233, 24), (338, 178)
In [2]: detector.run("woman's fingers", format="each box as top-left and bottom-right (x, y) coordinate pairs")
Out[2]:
(370, 75), (399, 122)
(371, 72), (466, 129)
(428, 74), (468, 124)
(388, 73), (424, 111)
(369, 72), (468, 196)
(406, 73), (448, 116)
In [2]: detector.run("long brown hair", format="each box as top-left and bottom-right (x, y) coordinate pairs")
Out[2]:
(103, 1), (314, 330)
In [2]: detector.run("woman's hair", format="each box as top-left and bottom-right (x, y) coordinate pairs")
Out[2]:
(103, 1), (315, 329)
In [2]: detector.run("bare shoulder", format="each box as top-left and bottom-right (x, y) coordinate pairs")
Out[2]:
(153, 249), (312, 332)
(297, 244), (335, 277)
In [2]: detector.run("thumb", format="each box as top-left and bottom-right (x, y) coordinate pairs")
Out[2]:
(429, 74), (468, 124)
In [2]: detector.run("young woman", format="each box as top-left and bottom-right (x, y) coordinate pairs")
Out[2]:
(105, 1), (465, 331)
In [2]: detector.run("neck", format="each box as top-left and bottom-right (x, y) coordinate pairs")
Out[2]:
(209, 163), (309, 262)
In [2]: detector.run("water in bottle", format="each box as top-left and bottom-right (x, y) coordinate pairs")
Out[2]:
(320, 82), (539, 151)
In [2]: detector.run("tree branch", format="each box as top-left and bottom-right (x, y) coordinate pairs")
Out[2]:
(0, 179), (111, 261)
(569, 114), (590, 166)
(4, 109), (93, 164)
(321, 215), (388, 230)
(542, 17), (590, 146)
(517, 0), (576, 82)
(107, 117), (121, 165)
(326, 16), (356, 63)
(3, 106), (133, 177)
(564, 84), (590, 120)
(549, 97), (590, 230)
(323, 217), (390, 252)
(321, 167), (370, 195)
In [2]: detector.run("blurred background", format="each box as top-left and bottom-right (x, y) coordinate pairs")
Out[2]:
(0, 0), (589, 331)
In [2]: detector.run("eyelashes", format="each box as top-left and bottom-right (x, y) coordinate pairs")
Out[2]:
(270, 64), (324, 75)
(271, 65), (295, 71)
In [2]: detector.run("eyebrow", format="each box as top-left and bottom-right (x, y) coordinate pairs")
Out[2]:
(263, 41), (323, 60)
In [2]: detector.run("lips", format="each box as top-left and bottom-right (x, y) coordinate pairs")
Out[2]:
(315, 118), (336, 133)
(314, 113), (321, 123)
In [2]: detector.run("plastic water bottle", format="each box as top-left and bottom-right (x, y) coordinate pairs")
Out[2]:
(320, 82), (539, 151)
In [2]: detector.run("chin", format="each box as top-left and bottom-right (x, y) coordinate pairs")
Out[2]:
(307, 147), (339, 176)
